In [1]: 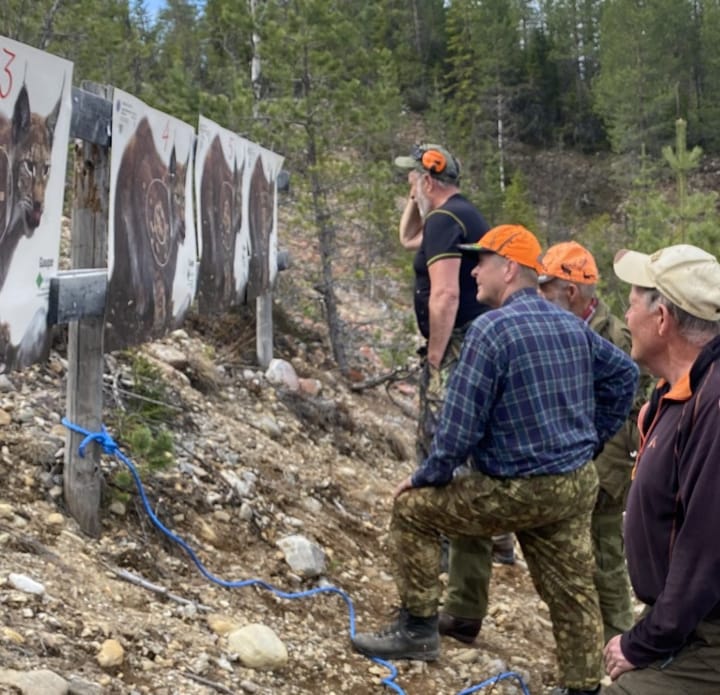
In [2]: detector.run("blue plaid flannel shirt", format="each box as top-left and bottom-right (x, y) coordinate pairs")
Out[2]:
(412, 288), (639, 487)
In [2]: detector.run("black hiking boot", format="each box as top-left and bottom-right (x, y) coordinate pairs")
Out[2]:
(438, 612), (482, 644)
(352, 608), (440, 661)
(548, 686), (601, 695)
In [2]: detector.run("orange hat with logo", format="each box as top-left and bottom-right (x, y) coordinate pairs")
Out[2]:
(538, 241), (599, 285)
(459, 224), (543, 273)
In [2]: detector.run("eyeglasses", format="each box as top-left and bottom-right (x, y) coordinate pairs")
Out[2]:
(411, 144), (448, 176)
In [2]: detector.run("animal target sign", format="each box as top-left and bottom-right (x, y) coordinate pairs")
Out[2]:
(195, 116), (248, 313)
(246, 143), (284, 302)
(195, 116), (284, 311)
(105, 90), (197, 351)
(0, 36), (72, 373)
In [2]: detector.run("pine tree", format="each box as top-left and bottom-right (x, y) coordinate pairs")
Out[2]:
(248, 0), (403, 373)
(595, 0), (697, 154)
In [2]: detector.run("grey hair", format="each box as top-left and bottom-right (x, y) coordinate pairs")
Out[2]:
(553, 278), (596, 301)
(641, 288), (720, 345)
(517, 264), (540, 284)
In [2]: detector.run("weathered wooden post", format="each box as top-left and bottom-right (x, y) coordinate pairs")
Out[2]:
(256, 172), (291, 368)
(63, 83), (112, 537)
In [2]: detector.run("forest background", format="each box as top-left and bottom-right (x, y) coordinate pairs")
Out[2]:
(4, 0), (720, 375)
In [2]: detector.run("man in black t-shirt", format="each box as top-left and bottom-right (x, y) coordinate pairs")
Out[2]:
(396, 143), (490, 449)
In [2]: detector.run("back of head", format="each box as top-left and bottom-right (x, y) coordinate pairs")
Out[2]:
(539, 241), (599, 286)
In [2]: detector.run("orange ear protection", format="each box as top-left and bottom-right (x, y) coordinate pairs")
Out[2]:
(412, 145), (447, 175)
(421, 149), (447, 175)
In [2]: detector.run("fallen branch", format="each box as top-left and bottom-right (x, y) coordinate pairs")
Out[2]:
(348, 364), (418, 392)
(180, 671), (262, 694)
(105, 564), (212, 611)
(179, 672), (235, 694)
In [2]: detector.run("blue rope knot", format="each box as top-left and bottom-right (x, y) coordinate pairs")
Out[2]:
(61, 417), (119, 457)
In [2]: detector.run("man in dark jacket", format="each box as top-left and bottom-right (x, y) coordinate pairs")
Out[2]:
(604, 244), (720, 694)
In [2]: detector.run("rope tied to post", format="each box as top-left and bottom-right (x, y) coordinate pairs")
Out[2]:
(64, 419), (118, 457)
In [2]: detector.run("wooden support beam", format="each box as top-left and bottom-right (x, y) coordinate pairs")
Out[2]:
(64, 82), (112, 538)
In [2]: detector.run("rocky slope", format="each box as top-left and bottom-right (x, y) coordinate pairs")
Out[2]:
(0, 297), (570, 695)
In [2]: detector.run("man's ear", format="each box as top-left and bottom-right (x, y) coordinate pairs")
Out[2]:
(657, 303), (672, 336)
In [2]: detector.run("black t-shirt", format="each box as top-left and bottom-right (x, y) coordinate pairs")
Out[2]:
(413, 194), (490, 339)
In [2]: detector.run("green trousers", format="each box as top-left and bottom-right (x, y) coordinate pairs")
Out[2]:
(592, 490), (633, 642)
(603, 618), (720, 694)
(446, 482), (633, 643)
(390, 463), (602, 690)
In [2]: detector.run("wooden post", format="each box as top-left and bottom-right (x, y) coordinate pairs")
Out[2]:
(256, 293), (273, 368)
(64, 83), (112, 537)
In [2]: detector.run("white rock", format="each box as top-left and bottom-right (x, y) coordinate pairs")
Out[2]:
(8, 573), (45, 595)
(96, 639), (124, 668)
(227, 624), (288, 670)
(0, 668), (68, 695)
(265, 359), (299, 391)
(276, 534), (326, 577)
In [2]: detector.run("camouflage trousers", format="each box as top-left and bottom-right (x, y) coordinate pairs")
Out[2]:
(416, 328), (496, 600)
(603, 618), (720, 694)
(415, 329), (465, 463)
(390, 463), (603, 690)
(445, 482), (633, 642)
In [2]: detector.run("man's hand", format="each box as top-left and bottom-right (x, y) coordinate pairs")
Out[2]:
(393, 476), (415, 499)
(603, 634), (636, 680)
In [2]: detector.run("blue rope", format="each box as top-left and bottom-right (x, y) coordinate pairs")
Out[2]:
(63, 418), (531, 695)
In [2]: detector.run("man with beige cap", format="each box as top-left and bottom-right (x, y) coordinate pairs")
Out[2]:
(604, 244), (720, 694)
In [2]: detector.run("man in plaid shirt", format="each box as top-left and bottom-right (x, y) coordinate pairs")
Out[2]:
(352, 225), (639, 695)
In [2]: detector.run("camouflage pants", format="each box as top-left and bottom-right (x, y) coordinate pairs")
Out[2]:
(445, 483), (633, 641)
(390, 463), (603, 690)
(603, 618), (720, 694)
(416, 329), (496, 606)
(415, 329), (465, 463)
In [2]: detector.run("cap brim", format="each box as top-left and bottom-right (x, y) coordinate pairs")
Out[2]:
(458, 243), (495, 253)
(394, 156), (418, 170)
(613, 249), (654, 288)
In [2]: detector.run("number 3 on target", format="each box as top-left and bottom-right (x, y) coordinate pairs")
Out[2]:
(0, 48), (16, 99)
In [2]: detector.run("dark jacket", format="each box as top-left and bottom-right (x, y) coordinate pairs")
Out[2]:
(621, 334), (720, 667)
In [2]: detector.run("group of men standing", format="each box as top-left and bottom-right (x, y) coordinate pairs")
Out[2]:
(351, 143), (720, 695)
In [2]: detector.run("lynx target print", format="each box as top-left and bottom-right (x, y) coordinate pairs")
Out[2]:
(195, 116), (248, 313)
(106, 90), (197, 351)
(195, 117), (283, 311)
(0, 37), (72, 373)
(246, 144), (284, 302)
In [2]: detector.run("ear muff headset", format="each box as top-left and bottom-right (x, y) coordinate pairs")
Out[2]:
(411, 145), (448, 175)
(420, 148), (447, 175)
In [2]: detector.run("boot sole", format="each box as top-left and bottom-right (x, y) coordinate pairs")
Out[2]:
(352, 642), (440, 661)
(440, 631), (477, 645)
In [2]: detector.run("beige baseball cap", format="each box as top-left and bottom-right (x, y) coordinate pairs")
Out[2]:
(613, 244), (720, 322)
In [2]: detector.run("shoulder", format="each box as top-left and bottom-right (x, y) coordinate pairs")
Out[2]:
(591, 300), (631, 352)
(428, 195), (489, 239)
